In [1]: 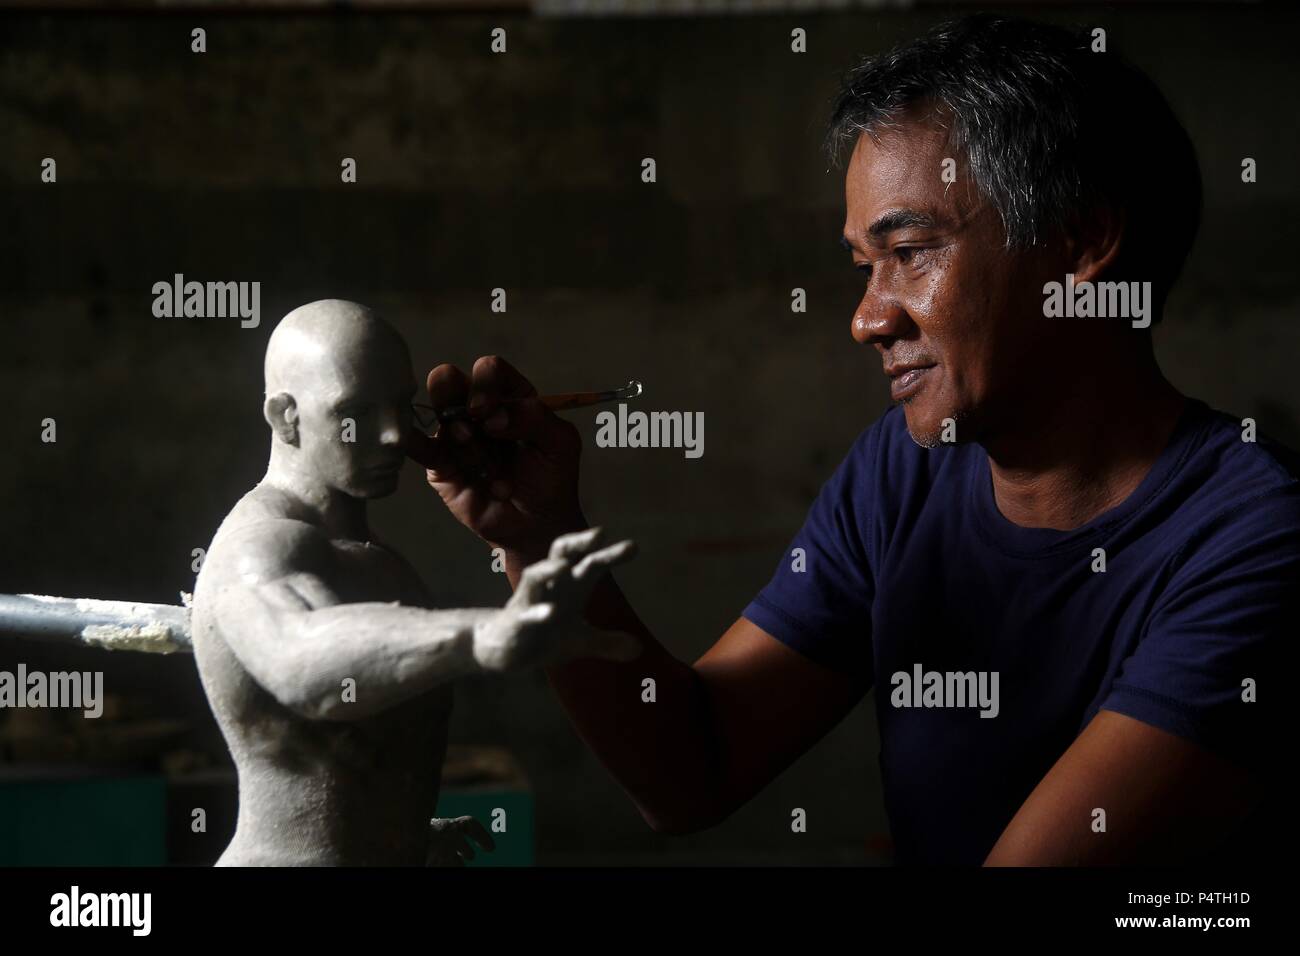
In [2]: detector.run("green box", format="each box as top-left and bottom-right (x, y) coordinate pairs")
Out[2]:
(0, 774), (166, 866)
(435, 787), (533, 867)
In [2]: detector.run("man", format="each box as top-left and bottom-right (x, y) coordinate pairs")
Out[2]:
(408, 16), (1296, 864)
(190, 299), (637, 865)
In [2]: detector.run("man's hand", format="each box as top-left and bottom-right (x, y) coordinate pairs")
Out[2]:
(472, 528), (642, 672)
(405, 355), (586, 558)
(426, 815), (496, 867)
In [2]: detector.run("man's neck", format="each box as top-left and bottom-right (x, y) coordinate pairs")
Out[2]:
(264, 451), (370, 542)
(980, 364), (1186, 532)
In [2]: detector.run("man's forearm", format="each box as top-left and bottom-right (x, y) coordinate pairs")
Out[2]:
(504, 547), (731, 832)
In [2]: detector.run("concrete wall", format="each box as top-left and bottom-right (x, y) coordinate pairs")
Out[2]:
(1, 4), (1296, 863)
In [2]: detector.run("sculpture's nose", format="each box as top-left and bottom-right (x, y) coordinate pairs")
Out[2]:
(378, 406), (405, 447)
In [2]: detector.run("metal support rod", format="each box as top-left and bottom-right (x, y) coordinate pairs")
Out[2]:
(0, 593), (193, 654)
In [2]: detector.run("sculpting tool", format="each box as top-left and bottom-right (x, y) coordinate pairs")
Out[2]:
(419, 380), (643, 427)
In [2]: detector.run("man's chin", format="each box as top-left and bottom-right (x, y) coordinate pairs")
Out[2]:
(900, 401), (957, 450)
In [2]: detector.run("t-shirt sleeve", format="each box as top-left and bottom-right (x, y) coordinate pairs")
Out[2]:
(1100, 488), (1300, 773)
(742, 426), (878, 681)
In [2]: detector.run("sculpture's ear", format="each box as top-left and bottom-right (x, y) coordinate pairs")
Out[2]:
(264, 391), (299, 445)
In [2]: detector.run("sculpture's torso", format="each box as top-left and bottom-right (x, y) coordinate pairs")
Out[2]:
(192, 484), (452, 866)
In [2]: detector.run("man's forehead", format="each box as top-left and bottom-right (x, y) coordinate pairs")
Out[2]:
(844, 124), (977, 240)
(849, 131), (952, 184)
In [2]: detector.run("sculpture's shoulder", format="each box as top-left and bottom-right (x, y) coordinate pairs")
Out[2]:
(206, 486), (331, 583)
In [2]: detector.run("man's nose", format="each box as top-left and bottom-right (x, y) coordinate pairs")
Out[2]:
(851, 289), (912, 346)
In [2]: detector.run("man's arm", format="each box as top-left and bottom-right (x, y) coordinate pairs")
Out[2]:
(985, 710), (1258, 865)
(990, 487), (1297, 865)
(514, 543), (867, 834)
(208, 519), (636, 721)
(414, 356), (872, 833)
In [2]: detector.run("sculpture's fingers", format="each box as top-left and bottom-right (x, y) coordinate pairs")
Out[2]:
(426, 846), (465, 867)
(548, 527), (604, 561)
(572, 539), (637, 579)
(458, 817), (497, 852)
(455, 838), (476, 862)
(516, 559), (568, 603)
(517, 603), (554, 625)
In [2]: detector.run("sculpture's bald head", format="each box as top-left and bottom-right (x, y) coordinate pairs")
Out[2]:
(263, 300), (415, 500)
(265, 299), (408, 395)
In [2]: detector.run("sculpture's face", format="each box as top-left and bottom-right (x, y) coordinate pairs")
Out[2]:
(296, 337), (415, 499)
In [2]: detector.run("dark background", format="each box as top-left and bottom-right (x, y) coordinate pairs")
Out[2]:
(1, 1), (1296, 864)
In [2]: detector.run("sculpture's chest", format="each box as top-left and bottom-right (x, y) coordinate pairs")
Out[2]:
(326, 538), (428, 606)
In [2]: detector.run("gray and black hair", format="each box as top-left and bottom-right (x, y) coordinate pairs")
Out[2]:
(826, 14), (1201, 319)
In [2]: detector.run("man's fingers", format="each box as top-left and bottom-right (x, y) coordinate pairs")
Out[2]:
(572, 539), (637, 579)
(468, 355), (538, 420)
(406, 425), (457, 472)
(481, 396), (580, 454)
(419, 431), (493, 487)
(549, 526), (604, 561)
(427, 363), (470, 412)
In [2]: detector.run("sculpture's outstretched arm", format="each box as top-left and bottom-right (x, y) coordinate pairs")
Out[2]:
(205, 521), (640, 721)
(213, 578), (490, 720)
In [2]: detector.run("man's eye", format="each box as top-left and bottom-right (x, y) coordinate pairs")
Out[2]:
(856, 261), (873, 280)
(895, 246), (929, 266)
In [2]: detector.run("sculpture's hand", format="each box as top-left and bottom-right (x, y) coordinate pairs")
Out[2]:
(472, 528), (641, 672)
(426, 815), (495, 867)
(405, 356), (586, 556)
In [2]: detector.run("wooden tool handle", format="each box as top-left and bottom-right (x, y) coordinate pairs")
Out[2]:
(541, 391), (610, 412)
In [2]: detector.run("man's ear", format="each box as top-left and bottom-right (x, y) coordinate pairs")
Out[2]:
(264, 391), (299, 445)
(1064, 203), (1126, 285)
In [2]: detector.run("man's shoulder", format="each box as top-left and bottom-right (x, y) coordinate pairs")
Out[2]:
(1191, 400), (1300, 488)
(1119, 399), (1300, 576)
(1171, 401), (1300, 530)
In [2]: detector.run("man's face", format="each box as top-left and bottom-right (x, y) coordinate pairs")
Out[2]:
(296, 338), (415, 499)
(841, 112), (1061, 446)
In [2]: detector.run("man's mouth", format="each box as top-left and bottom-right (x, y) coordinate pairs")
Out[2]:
(885, 364), (936, 401)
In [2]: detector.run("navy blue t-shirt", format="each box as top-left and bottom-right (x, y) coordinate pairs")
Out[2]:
(743, 397), (1298, 865)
